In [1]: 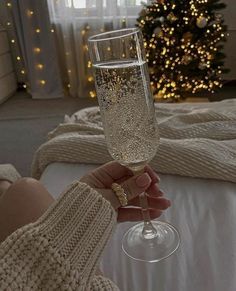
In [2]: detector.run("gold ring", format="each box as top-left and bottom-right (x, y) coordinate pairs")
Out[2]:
(111, 183), (128, 207)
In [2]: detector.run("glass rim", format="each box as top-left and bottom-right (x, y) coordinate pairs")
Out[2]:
(88, 28), (140, 42)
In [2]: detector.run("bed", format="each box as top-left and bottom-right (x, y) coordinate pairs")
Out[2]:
(33, 99), (236, 291)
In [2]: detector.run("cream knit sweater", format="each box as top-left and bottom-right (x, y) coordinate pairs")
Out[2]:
(0, 182), (119, 290)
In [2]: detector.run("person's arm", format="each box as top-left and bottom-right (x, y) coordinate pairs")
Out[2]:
(0, 182), (116, 289)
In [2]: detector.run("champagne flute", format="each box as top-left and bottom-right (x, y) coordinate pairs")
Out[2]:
(88, 28), (179, 262)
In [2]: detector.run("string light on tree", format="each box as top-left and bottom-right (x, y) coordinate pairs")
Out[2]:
(137, 0), (229, 100)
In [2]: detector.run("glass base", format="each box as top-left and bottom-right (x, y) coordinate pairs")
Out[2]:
(122, 221), (180, 263)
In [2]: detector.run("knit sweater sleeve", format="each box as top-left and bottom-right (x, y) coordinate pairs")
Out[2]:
(0, 182), (117, 290)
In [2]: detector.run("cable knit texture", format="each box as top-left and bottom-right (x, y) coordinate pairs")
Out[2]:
(32, 99), (236, 183)
(0, 164), (21, 183)
(0, 182), (118, 290)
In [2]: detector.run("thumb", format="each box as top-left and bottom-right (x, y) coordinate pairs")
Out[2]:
(121, 172), (152, 202)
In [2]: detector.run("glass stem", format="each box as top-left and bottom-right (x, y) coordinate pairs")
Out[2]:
(139, 192), (157, 239)
(134, 169), (157, 240)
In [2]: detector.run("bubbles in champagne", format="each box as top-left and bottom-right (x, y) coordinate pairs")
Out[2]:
(94, 60), (159, 169)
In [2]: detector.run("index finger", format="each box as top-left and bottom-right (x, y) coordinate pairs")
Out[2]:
(97, 161), (133, 182)
(144, 165), (160, 184)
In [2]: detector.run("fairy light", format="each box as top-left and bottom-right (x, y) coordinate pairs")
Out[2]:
(35, 28), (41, 33)
(40, 80), (46, 85)
(89, 91), (96, 98)
(5, 3), (28, 87)
(34, 47), (41, 53)
(27, 10), (34, 16)
(36, 64), (44, 70)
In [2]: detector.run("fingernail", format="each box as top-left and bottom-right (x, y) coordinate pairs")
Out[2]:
(156, 175), (161, 182)
(158, 187), (165, 194)
(136, 173), (152, 187)
(153, 183), (162, 195)
(154, 171), (161, 182)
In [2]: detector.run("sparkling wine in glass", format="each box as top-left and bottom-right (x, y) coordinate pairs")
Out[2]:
(88, 28), (180, 262)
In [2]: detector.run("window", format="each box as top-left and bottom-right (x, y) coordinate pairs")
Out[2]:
(54, 0), (148, 21)
(66, 0), (147, 9)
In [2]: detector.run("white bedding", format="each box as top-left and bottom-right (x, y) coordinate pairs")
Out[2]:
(41, 162), (236, 291)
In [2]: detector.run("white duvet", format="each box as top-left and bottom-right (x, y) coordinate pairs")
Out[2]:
(41, 162), (236, 291)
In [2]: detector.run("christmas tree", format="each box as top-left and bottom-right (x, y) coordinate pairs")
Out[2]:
(137, 0), (228, 100)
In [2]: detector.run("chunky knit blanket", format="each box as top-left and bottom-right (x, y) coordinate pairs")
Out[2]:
(32, 99), (236, 183)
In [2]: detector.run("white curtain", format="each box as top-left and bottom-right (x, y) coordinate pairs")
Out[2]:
(47, 0), (148, 98)
(0, 0), (64, 99)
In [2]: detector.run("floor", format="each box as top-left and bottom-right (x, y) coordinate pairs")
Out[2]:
(0, 91), (98, 176)
(0, 90), (98, 120)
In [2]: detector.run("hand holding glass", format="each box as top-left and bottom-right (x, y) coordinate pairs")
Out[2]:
(88, 28), (179, 262)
